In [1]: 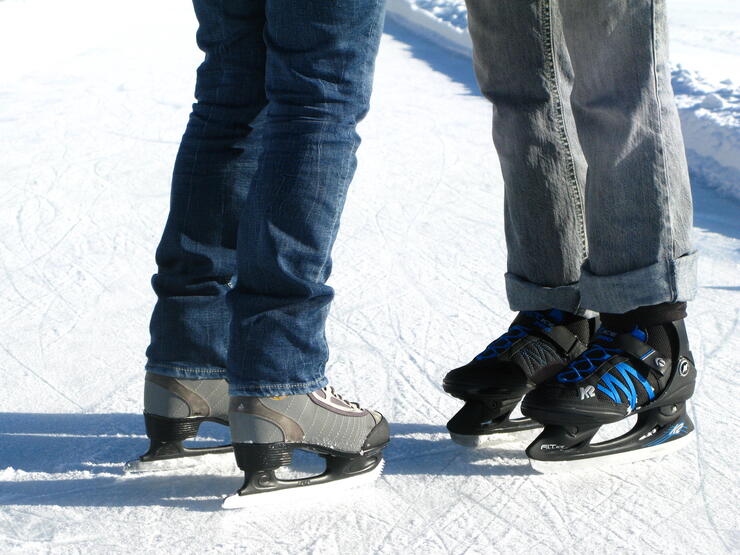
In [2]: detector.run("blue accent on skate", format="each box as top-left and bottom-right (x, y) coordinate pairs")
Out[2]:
(630, 326), (648, 343)
(595, 362), (655, 410)
(594, 327), (616, 343)
(640, 349), (656, 361)
(475, 310), (562, 361)
(547, 309), (564, 323)
(557, 343), (622, 383)
(475, 325), (531, 360)
(644, 421), (689, 447)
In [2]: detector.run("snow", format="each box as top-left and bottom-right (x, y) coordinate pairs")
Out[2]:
(1, 0), (738, 553)
(387, 0), (740, 202)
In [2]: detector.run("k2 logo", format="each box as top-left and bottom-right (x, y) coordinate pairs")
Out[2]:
(579, 385), (596, 400)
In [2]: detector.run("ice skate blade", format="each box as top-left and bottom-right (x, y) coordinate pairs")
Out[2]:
(123, 451), (233, 474)
(528, 433), (693, 474)
(221, 459), (385, 510)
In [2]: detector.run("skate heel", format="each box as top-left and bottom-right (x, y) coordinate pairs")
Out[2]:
(640, 402), (694, 447)
(233, 442), (293, 473)
(144, 412), (203, 442)
(124, 413), (231, 472)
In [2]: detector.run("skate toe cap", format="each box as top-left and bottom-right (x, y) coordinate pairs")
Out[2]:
(362, 415), (390, 451)
(522, 384), (626, 425)
(443, 360), (527, 395)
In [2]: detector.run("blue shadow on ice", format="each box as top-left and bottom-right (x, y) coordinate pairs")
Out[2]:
(382, 17), (479, 96)
(0, 414), (531, 510)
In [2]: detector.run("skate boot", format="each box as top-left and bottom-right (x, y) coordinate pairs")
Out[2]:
(443, 309), (597, 447)
(222, 386), (389, 509)
(523, 318), (696, 472)
(124, 372), (230, 473)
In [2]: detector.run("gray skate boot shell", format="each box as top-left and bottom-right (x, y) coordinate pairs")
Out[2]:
(229, 390), (388, 454)
(144, 372), (229, 422)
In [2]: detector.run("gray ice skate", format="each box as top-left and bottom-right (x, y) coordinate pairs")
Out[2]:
(124, 372), (231, 473)
(222, 386), (389, 509)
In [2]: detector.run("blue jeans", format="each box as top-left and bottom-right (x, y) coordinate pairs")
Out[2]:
(145, 0), (386, 395)
(465, 0), (697, 314)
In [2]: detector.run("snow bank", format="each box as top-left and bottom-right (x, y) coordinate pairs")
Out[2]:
(386, 0), (740, 202)
(672, 69), (740, 202)
(387, 0), (471, 57)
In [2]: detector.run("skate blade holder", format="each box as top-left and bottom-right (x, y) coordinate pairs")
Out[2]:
(124, 414), (232, 474)
(528, 432), (693, 473)
(527, 405), (696, 473)
(223, 443), (386, 510)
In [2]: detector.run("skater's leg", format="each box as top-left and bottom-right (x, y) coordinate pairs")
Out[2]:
(130, 1), (268, 471)
(521, 3), (699, 465)
(146, 0), (267, 380)
(444, 0), (597, 446)
(559, 0), (697, 312)
(465, 0), (587, 313)
(226, 0), (386, 396)
(522, 304), (696, 470)
(222, 0), (390, 505)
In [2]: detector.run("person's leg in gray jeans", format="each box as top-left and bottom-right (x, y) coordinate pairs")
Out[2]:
(466, 1), (588, 314)
(466, 0), (696, 312)
(446, 0), (698, 463)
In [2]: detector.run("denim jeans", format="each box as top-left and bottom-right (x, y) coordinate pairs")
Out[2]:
(465, 0), (697, 314)
(145, 0), (386, 395)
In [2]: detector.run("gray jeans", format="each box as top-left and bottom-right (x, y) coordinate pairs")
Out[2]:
(465, 0), (697, 314)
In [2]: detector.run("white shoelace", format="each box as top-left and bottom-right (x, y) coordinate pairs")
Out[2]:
(322, 385), (361, 410)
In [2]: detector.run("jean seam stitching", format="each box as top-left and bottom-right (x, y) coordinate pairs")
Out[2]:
(230, 376), (326, 392)
(542, 0), (587, 262)
(650, 0), (677, 300)
(146, 362), (226, 373)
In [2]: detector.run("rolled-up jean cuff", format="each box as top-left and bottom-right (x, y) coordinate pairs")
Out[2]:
(505, 272), (584, 314)
(145, 361), (227, 380)
(228, 375), (328, 397)
(580, 251), (698, 314)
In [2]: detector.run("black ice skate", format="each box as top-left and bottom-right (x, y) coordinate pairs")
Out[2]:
(124, 372), (231, 473)
(443, 310), (596, 447)
(522, 320), (696, 472)
(222, 386), (389, 509)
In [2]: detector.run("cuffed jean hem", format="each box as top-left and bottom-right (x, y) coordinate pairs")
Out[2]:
(228, 375), (328, 397)
(580, 251), (698, 313)
(145, 361), (227, 380)
(505, 272), (584, 314)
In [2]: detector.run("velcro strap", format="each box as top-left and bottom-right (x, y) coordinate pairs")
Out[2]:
(613, 333), (671, 375)
(533, 325), (585, 358)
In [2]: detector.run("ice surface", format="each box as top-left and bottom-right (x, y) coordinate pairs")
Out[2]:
(1, 0), (738, 553)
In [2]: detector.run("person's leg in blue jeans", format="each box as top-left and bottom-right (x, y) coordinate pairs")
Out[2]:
(133, 0), (390, 488)
(226, 1), (385, 396)
(126, 2), (267, 472)
(223, 1), (390, 504)
(146, 1), (266, 380)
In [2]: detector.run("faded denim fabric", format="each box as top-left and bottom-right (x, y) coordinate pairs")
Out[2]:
(465, 0), (697, 314)
(146, 0), (386, 395)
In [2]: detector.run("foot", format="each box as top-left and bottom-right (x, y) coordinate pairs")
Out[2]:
(443, 309), (596, 446)
(522, 320), (696, 471)
(223, 385), (389, 509)
(124, 372), (230, 472)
